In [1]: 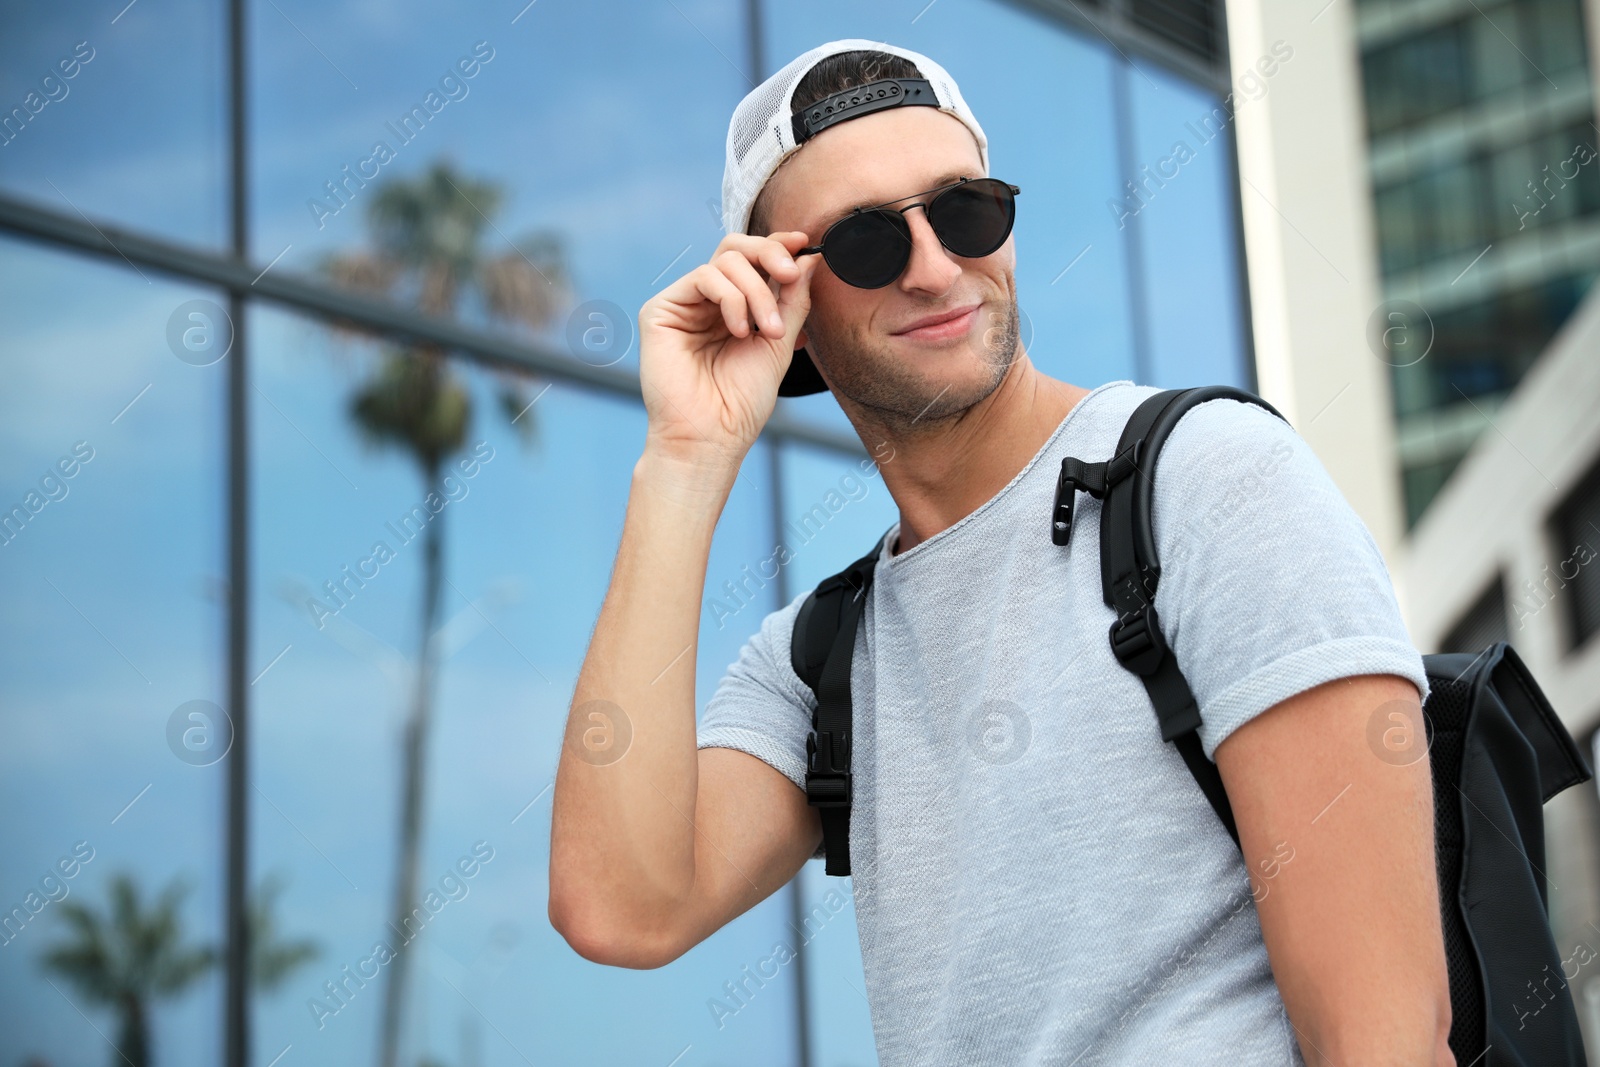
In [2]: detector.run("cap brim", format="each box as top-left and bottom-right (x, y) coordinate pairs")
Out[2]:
(777, 346), (829, 397)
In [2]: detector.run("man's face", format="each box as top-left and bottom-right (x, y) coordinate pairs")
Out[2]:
(762, 106), (1020, 431)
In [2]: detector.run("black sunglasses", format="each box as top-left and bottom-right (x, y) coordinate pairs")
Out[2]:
(798, 177), (1020, 289)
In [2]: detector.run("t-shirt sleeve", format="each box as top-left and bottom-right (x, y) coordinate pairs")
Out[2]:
(696, 590), (827, 858)
(1150, 397), (1432, 762)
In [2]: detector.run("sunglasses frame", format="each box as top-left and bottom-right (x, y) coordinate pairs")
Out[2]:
(797, 176), (1021, 289)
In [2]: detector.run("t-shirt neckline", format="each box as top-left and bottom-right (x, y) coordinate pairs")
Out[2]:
(881, 379), (1136, 567)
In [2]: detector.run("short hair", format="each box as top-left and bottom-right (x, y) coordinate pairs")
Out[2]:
(745, 49), (923, 237)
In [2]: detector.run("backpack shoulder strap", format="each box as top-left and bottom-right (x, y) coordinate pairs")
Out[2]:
(1054, 385), (1290, 850)
(790, 526), (894, 876)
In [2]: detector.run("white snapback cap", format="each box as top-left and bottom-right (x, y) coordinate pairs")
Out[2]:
(720, 39), (991, 238)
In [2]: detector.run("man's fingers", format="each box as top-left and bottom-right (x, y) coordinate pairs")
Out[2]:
(755, 235), (803, 281)
(715, 251), (785, 337)
(776, 254), (820, 340)
(776, 253), (816, 307)
(655, 231), (813, 340)
(689, 264), (750, 337)
(712, 232), (808, 283)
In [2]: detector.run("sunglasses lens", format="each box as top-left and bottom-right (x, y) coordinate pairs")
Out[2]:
(928, 178), (1015, 259)
(824, 210), (912, 289)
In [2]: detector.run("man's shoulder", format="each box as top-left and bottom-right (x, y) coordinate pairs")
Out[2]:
(1155, 393), (1305, 488)
(1074, 379), (1159, 427)
(1068, 383), (1294, 474)
(1092, 382), (1284, 436)
(1078, 386), (1314, 571)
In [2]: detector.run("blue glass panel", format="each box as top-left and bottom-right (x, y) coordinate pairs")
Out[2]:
(0, 237), (226, 1067)
(774, 440), (900, 1067)
(1127, 60), (1249, 389)
(248, 300), (797, 1065)
(0, 1), (226, 247)
(249, 0), (743, 375)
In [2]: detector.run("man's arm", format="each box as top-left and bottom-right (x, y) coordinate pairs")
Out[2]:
(1214, 672), (1455, 1067)
(547, 230), (824, 969)
(547, 450), (820, 968)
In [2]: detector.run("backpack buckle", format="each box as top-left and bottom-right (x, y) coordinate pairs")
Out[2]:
(1108, 600), (1167, 676)
(1051, 442), (1142, 547)
(1052, 458), (1103, 546)
(805, 730), (852, 808)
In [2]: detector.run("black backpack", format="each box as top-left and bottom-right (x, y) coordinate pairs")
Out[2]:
(791, 384), (1594, 1066)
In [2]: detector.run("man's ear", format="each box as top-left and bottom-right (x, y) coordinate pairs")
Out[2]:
(796, 326), (809, 349)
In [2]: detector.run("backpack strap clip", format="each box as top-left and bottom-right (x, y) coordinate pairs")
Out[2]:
(805, 729), (853, 807)
(1052, 442), (1142, 546)
(1068, 386), (1290, 841)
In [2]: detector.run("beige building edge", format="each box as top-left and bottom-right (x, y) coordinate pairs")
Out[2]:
(1223, 0), (1409, 584)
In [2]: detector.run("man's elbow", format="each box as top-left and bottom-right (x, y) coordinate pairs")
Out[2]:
(547, 894), (681, 970)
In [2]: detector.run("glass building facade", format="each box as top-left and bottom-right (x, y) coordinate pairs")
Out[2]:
(1355, 0), (1600, 527)
(0, 1), (1249, 1064)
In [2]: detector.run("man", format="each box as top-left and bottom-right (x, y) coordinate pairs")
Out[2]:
(549, 39), (1454, 1066)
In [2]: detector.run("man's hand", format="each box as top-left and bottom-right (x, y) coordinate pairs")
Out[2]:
(1215, 673), (1455, 1067)
(638, 231), (821, 465)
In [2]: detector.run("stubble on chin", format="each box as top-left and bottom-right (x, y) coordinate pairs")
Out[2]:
(809, 291), (1022, 435)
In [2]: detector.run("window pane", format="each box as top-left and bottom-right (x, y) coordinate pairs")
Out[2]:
(1129, 61), (1249, 388)
(1361, 25), (1470, 135)
(1432, 158), (1482, 257)
(247, 297), (803, 1065)
(1535, 126), (1581, 226)
(1564, 122), (1600, 217)
(1375, 181), (1417, 274)
(249, 0), (741, 376)
(0, 237), (226, 1067)
(1360, 44), (1403, 136)
(1439, 575), (1510, 653)
(1524, 0), (1590, 80)
(1467, 4), (1528, 101)
(1416, 24), (1468, 123)
(0, 2), (226, 247)
(1551, 455), (1600, 651)
(1492, 139), (1542, 237)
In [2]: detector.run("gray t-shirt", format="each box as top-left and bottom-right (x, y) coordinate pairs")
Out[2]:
(696, 379), (1431, 1065)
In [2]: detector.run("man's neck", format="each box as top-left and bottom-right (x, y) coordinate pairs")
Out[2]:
(848, 352), (1090, 557)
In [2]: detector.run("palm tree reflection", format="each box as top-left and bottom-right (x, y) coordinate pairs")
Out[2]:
(39, 871), (317, 1067)
(320, 156), (568, 1067)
